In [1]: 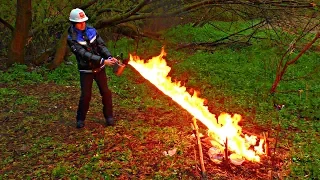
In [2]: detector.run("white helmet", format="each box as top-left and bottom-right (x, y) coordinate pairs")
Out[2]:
(69, 8), (88, 22)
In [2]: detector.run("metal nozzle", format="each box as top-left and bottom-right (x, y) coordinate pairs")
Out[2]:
(113, 61), (126, 76)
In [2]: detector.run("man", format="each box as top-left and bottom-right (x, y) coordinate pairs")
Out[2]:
(67, 8), (118, 128)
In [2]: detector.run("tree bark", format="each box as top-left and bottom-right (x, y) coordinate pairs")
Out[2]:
(7, 0), (32, 66)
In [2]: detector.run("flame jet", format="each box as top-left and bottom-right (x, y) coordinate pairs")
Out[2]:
(128, 48), (264, 162)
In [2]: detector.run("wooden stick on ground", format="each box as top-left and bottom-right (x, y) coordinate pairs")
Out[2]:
(224, 137), (229, 163)
(192, 118), (207, 180)
(191, 123), (198, 172)
(263, 132), (269, 156)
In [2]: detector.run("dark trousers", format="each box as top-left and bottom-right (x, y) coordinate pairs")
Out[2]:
(76, 69), (113, 122)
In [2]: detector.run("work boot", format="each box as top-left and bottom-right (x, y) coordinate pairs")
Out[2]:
(106, 117), (114, 126)
(76, 121), (85, 128)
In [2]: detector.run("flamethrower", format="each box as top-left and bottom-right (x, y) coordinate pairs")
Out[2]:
(113, 52), (129, 76)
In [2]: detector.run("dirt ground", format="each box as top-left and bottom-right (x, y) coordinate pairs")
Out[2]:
(0, 82), (290, 179)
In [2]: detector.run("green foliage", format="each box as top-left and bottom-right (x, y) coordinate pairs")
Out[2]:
(48, 91), (67, 101)
(0, 64), (44, 85)
(46, 57), (79, 85)
(52, 164), (67, 178)
(106, 38), (135, 59)
(0, 57), (78, 85)
(0, 88), (19, 106)
(28, 0), (73, 54)
(15, 96), (39, 111)
(0, 87), (18, 96)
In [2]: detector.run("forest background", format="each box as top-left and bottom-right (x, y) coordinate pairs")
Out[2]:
(0, 0), (319, 179)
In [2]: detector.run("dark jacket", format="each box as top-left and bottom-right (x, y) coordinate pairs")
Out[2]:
(67, 25), (112, 73)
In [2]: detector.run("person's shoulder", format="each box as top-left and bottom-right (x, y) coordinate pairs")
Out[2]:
(86, 25), (98, 36)
(67, 26), (75, 40)
(67, 25), (72, 32)
(86, 25), (97, 31)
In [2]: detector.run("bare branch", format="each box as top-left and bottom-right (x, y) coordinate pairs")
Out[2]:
(239, 0), (315, 10)
(270, 32), (320, 93)
(95, 0), (239, 28)
(93, 0), (316, 29)
(97, 8), (124, 16)
(95, 0), (150, 28)
(0, 17), (14, 32)
(277, 18), (320, 73)
(79, 0), (98, 10)
(176, 20), (266, 50)
(286, 32), (320, 66)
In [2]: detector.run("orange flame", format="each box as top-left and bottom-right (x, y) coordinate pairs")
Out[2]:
(128, 48), (264, 162)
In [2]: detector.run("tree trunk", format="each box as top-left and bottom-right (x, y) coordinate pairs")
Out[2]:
(47, 30), (69, 70)
(7, 0), (32, 66)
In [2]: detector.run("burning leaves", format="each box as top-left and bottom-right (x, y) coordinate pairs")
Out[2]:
(128, 48), (266, 162)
